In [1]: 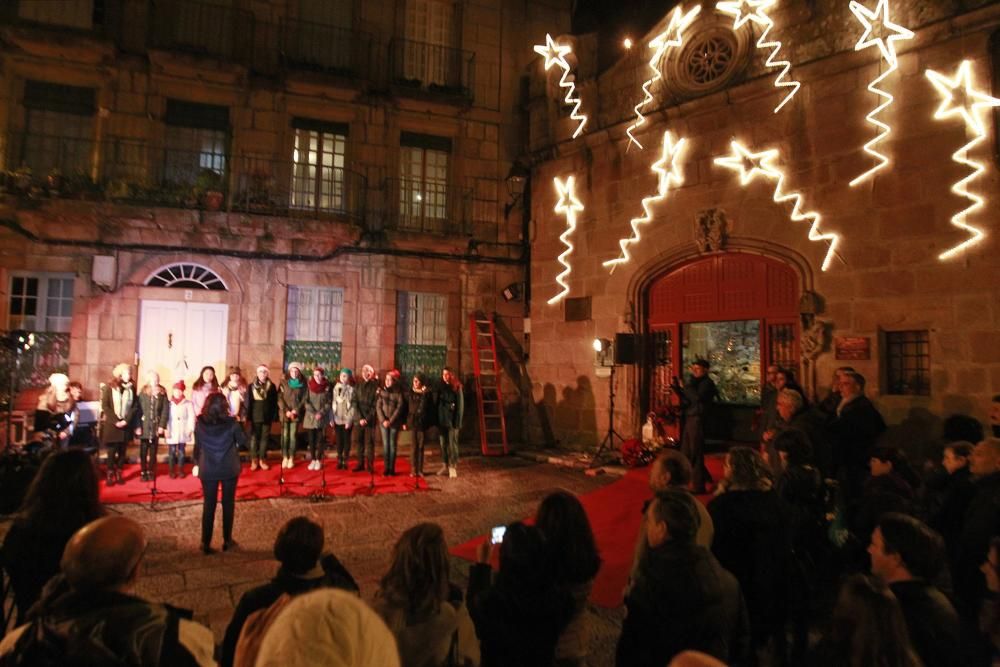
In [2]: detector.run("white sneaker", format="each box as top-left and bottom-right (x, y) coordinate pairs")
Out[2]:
(448, 466), (457, 479)
(192, 465), (199, 478)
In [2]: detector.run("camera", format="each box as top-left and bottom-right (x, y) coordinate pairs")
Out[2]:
(490, 525), (506, 545)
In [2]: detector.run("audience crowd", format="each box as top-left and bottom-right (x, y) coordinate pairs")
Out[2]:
(1, 375), (1000, 666)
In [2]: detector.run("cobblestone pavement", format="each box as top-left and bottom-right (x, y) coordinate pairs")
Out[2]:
(101, 454), (625, 664)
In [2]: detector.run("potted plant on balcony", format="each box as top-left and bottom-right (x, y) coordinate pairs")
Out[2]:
(11, 165), (32, 194)
(194, 168), (224, 211)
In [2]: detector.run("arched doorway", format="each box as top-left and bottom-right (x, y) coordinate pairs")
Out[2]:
(646, 252), (800, 442)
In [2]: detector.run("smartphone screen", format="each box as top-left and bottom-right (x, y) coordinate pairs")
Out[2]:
(491, 525), (506, 544)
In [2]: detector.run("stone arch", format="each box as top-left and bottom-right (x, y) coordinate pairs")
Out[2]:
(124, 254), (245, 297)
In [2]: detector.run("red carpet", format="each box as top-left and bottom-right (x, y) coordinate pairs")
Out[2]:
(99, 458), (427, 504)
(450, 454), (725, 609)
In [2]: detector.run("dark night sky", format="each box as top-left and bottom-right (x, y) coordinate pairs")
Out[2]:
(572, 0), (681, 71)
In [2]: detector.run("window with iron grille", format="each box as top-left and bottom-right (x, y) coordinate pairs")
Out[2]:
(290, 119), (348, 213)
(18, 0), (100, 30)
(286, 286), (344, 342)
(397, 291), (447, 345)
(164, 99), (229, 184)
(885, 330), (930, 396)
(399, 133), (450, 228)
(8, 273), (75, 333)
(20, 80), (95, 177)
(404, 0), (456, 85)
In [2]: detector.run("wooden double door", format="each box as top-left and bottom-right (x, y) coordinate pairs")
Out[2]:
(645, 253), (800, 443)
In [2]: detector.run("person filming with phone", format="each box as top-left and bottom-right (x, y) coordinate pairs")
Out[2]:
(467, 522), (575, 667)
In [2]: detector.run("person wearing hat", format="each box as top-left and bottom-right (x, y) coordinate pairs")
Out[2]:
(376, 369), (405, 476)
(279, 362), (308, 469)
(304, 367), (331, 471)
(331, 368), (357, 470)
(35, 372), (75, 447)
(246, 364), (278, 472)
(353, 364), (380, 473)
(137, 371), (169, 482)
(166, 380), (195, 478)
(671, 359), (717, 494)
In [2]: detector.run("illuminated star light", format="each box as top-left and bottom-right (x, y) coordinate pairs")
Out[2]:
(714, 141), (840, 271)
(716, 0), (801, 113)
(534, 34), (588, 139)
(548, 176), (585, 305)
(604, 131), (687, 271)
(848, 0), (913, 186)
(624, 5), (701, 151)
(926, 61), (1000, 260)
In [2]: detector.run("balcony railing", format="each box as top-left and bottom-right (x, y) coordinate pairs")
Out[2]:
(280, 18), (371, 80)
(381, 177), (498, 240)
(3, 132), (367, 222)
(389, 38), (474, 102)
(149, 0), (254, 65)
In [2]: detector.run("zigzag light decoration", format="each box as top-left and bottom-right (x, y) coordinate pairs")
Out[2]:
(848, 0), (913, 186)
(533, 34), (588, 139)
(714, 141), (839, 270)
(548, 176), (584, 305)
(716, 0), (801, 113)
(605, 131), (687, 272)
(624, 5), (701, 151)
(926, 61), (1000, 260)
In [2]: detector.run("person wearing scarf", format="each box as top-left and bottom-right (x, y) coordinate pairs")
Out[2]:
(330, 369), (356, 470)
(137, 371), (169, 482)
(166, 380), (195, 478)
(100, 363), (138, 485)
(279, 363), (308, 469)
(246, 364), (278, 472)
(376, 369), (405, 477)
(222, 367), (247, 422)
(303, 367), (331, 471)
(353, 365), (379, 473)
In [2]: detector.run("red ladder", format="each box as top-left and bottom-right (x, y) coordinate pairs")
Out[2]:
(470, 314), (509, 456)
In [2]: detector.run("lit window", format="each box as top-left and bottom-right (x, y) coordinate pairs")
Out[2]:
(8, 273), (74, 333)
(399, 133), (450, 230)
(290, 120), (348, 213)
(163, 99), (229, 185)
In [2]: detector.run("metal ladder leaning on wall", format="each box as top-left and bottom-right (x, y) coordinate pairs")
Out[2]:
(470, 314), (509, 456)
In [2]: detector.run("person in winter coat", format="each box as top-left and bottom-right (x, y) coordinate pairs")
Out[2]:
(100, 363), (139, 486)
(137, 371), (169, 482)
(190, 365), (221, 478)
(377, 369), (405, 477)
(437, 367), (464, 479)
(403, 374), (436, 478)
(671, 360), (717, 494)
(330, 369), (356, 470)
(166, 380), (195, 478)
(245, 364), (278, 472)
(279, 362), (307, 469)
(303, 367), (331, 471)
(353, 364), (380, 473)
(195, 393), (246, 554)
(222, 367), (247, 423)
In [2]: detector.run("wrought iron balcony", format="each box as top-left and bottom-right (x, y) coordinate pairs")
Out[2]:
(280, 18), (371, 80)
(0, 0), (127, 41)
(149, 0), (254, 65)
(381, 177), (498, 241)
(389, 38), (474, 102)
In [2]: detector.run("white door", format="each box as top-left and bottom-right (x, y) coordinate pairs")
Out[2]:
(138, 300), (228, 389)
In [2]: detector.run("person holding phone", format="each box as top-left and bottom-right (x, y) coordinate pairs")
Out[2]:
(671, 359), (717, 494)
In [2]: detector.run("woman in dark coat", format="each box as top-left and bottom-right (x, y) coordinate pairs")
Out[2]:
(709, 446), (792, 664)
(99, 362), (139, 485)
(377, 369), (405, 477)
(403, 374), (435, 478)
(196, 392), (246, 554)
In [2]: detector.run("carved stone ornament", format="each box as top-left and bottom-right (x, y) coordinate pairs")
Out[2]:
(694, 208), (729, 253)
(800, 318), (829, 362)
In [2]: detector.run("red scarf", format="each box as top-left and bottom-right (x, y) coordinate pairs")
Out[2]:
(308, 377), (329, 393)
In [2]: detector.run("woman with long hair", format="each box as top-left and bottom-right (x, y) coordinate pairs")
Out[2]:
(811, 573), (921, 667)
(377, 369), (405, 477)
(0, 449), (104, 620)
(192, 365), (220, 417)
(279, 362), (307, 469)
(195, 392), (246, 554)
(99, 362), (138, 485)
(303, 367), (330, 471)
(373, 522), (480, 667)
(535, 491), (601, 667)
(708, 446), (791, 663)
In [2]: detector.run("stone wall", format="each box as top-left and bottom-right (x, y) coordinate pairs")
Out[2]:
(526, 2), (1000, 449)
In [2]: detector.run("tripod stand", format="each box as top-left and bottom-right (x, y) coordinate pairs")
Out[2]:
(590, 364), (625, 468)
(129, 437), (181, 510)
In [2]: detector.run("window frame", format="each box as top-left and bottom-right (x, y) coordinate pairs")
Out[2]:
(290, 119), (349, 214)
(7, 271), (75, 333)
(396, 291), (447, 346)
(285, 285), (345, 343)
(399, 133), (451, 228)
(883, 329), (931, 397)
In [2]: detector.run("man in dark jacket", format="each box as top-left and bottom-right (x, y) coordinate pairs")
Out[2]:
(221, 516), (358, 667)
(0, 516), (214, 666)
(617, 489), (749, 666)
(352, 364), (379, 472)
(672, 359), (717, 493)
(869, 513), (961, 667)
(245, 364), (278, 472)
(137, 371), (169, 482)
(955, 438), (1000, 626)
(828, 371), (886, 502)
(925, 441), (977, 576)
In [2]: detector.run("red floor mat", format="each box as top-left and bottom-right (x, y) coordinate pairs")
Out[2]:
(450, 454), (725, 609)
(99, 458), (427, 503)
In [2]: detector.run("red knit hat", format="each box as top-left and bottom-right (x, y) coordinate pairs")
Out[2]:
(389, 369), (401, 379)
(173, 380), (186, 392)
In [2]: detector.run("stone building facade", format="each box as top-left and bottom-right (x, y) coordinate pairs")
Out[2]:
(0, 0), (571, 444)
(526, 1), (1000, 450)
